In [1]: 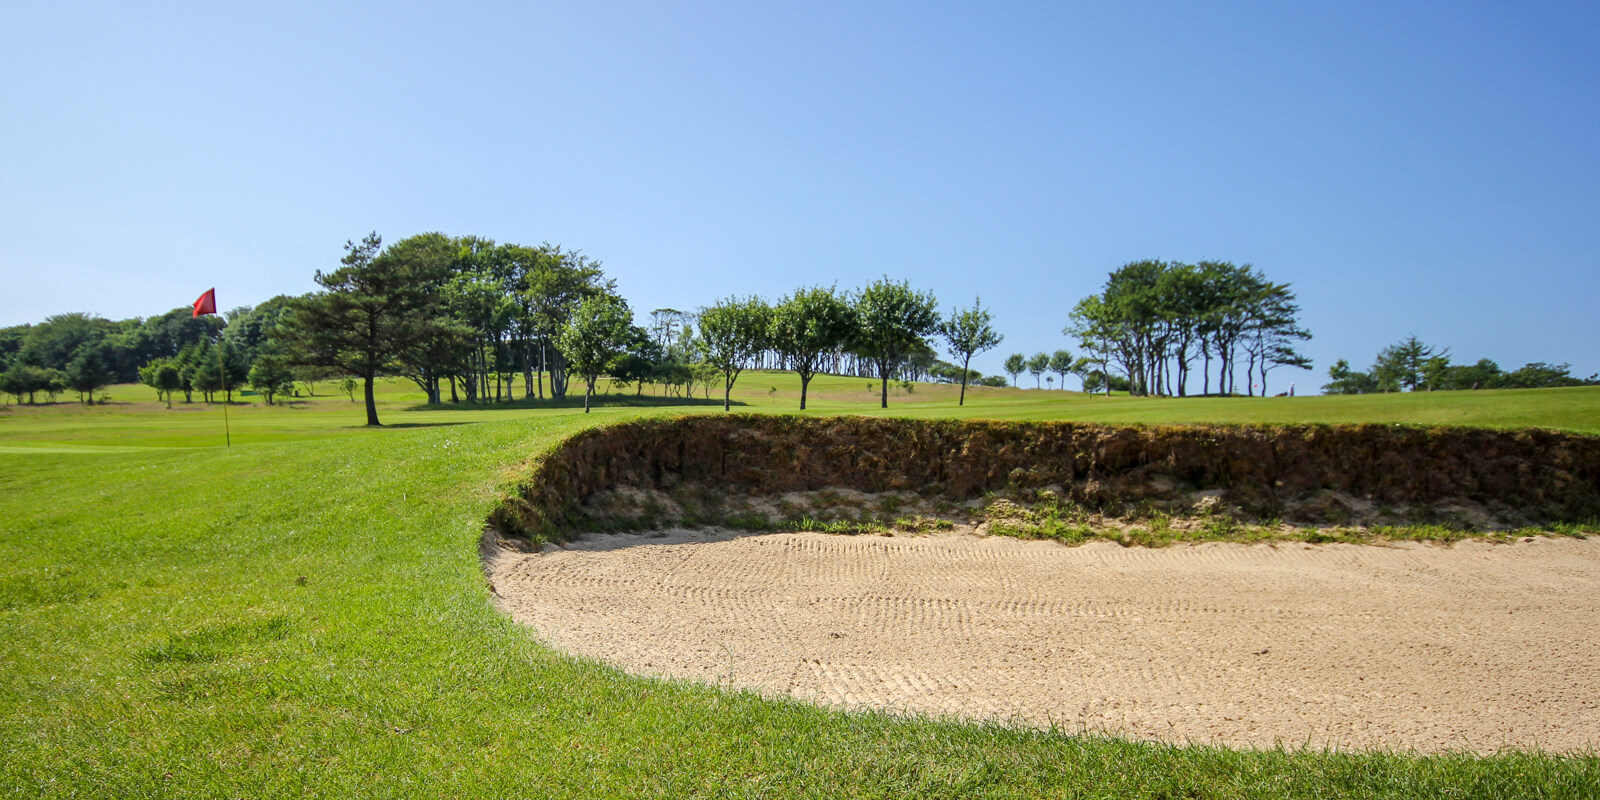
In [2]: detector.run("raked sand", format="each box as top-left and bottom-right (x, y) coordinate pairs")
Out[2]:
(486, 529), (1600, 753)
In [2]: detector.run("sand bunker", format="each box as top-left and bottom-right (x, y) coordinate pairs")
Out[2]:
(486, 530), (1600, 753)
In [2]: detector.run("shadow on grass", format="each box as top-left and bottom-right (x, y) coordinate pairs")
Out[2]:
(407, 394), (745, 412)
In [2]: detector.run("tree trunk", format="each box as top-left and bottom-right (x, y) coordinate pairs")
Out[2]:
(363, 374), (380, 426)
(800, 372), (810, 410)
(959, 356), (971, 405)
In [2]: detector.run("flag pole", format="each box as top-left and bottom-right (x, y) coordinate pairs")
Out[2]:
(216, 339), (231, 448)
(192, 287), (229, 448)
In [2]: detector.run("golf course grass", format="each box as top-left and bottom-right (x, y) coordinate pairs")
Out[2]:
(2, 378), (1597, 797)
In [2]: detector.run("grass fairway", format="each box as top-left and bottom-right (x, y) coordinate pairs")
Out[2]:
(2, 380), (1598, 797)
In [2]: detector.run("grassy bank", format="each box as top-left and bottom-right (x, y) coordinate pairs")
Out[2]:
(2, 380), (1598, 797)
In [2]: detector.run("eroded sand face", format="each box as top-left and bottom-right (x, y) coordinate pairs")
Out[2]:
(486, 530), (1600, 752)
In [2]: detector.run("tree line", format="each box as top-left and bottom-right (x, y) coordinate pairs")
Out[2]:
(1, 232), (1013, 423)
(1063, 260), (1311, 397)
(1323, 335), (1598, 394)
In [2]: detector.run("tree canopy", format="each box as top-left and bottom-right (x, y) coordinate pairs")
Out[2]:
(556, 292), (636, 413)
(939, 298), (1002, 406)
(1066, 260), (1311, 396)
(771, 287), (855, 410)
(698, 296), (772, 411)
(852, 278), (940, 409)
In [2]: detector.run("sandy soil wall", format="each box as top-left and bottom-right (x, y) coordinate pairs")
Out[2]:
(491, 416), (1600, 539)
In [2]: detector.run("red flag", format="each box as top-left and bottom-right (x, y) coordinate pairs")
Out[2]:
(192, 288), (217, 317)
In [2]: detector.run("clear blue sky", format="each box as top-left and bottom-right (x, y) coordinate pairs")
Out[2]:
(3, 1), (1596, 388)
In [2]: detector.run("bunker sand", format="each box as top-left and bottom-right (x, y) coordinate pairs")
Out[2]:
(487, 530), (1600, 753)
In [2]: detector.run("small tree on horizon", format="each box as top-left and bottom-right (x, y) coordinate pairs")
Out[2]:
(852, 278), (940, 409)
(1048, 349), (1074, 390)
(939, 298), (1003, 406)
(248, 352), (296, 406)
(556, 292), (635, 413)
(697, 296), (772, 411)
(770, 287), (854, 410)
(1026, 352), (1049, 389)
(65, 345), (111, 404)
(1003, 353), (1026, 387)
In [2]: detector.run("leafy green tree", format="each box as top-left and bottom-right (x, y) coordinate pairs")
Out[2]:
(556, 292), (635, 413)
(1372, 335), (1443, 392)
(16, 313), (117, 374)
(64, 345), (111, 404)
(138, 358), (184, 408)
(1048, 349), (1074, 391)
(1003, 353), (1026, 387)
(1063, 294), (1118, 396)
(1063, 260), (1315, 397)
(608, 332), (663, 397)
(692, 361), (719, 401)
(852, 278), (939, 409)
(1026, 352), (1049, 389)
(0, 325), (31, 374)
(1321, 359), (1379, 395)
(248, 353), (296, 405)
(0, 363), (53, 403)
(1503, 362), (1585, 388)
(188, 343), (249, 403)
(771, 287), (855, 410)
(938, 298), (1002, 406)
(152, 363), (182, 408)
(279, 232), (452, 425)
(697, 296), (772, 411)
(522, 245), (613, 402)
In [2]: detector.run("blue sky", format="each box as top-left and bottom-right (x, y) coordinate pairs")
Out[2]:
(3, 1), (1596, 388)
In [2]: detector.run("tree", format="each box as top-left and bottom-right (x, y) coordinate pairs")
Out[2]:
(522, 246), (613, 402)
(608, 333), (662, 397)
(187, 342), (249, 403)
(851, 278), (939, 409)
(248, 353), (295, 405)
(1321, 359), (1378, 395)
(1026, 352), (1049, 389)
(939, 298), (1003, 406)
(278, 232), (452, 425)
(555, 292), (634, 413)
(138, 358), (184, 408)
(697, 296), (771, 411)
(771, 287), (855, 410)
(1372, 335), (1444, 392)
(64, 345), (111, 404)
(0, 363), (54, 404)
(1048, 349), (1074, 391)
(1003, 353), (1026, 387)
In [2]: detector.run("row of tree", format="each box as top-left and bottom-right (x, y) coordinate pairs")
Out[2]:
(1322, 335), (1598, 393)
(1064, 260), (1311, 397)
(674, 282), (1005, 412)
(252, 233), (1014, 423)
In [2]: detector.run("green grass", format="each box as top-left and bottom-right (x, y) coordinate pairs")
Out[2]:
(2, 378), (1598, 797)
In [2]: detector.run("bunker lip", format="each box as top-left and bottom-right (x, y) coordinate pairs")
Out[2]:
(486, 528), (1600, 754)
(491, 416), (1600, 541)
